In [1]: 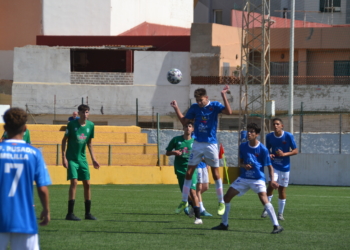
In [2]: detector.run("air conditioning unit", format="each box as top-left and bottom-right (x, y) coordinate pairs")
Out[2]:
(334, 7), (341, 12)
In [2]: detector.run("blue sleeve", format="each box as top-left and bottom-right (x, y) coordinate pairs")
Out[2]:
(215, 101), (225, 113)
(185, 104), (196, 120)
(35, 150), (52, 187)
(262, 147), (271, 167)
(288, 133), (297, 150)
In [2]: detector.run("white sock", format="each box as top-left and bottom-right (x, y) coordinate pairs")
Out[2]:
(215, 179), (224, 203)
(221, 203), (231, 226)
(268, 195), (273, 203)
(181, 179), (192, 202)
(265, 202), (279, 226)
(278, 199), (286, 214)
(199, 202), (205, 213)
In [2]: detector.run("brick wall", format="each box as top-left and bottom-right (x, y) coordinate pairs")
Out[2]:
(71, 72), (133, 85)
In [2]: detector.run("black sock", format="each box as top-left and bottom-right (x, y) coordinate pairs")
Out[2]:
(68, 200), (75, 214)
(85, 200), (91, 215)
(194, 206), (201, 219)
(188, 200), (193, 208)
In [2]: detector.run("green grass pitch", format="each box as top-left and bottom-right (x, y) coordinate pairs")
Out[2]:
(35, 185), (350, 250)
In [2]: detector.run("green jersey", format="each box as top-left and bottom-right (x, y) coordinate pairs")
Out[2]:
(65, 120), (95, 162)
(166, 135), (194, 175)
(2, 130), (31, 144)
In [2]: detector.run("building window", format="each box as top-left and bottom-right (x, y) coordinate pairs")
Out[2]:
(334, 61), (350, 76)
(320, 0), (341, 12)
(213, 10), (223, 24)
(270, 62), (298, 76)
(223, 62), (230, 76)
(71, 49), (128, 72)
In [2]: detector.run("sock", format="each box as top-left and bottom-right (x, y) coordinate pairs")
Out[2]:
(68, 200), (75, 214)
(265, 202), (279, 226)
(85, 200), (91, 215)
(181, 179), (192, 202)
(215, 179), (224, 203)
(199, 202), (205, 213)
(221, 203), (231, 226)
(278, 199), (286, 214)
(188, 200), (193, 208)
(268, 195), (273, 203)
(194, 206), (201, 219)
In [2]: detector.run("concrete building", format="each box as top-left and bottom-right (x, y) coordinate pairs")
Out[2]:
(194, 0), (350, 26)
(2, 0), (350, 130)
(0, 0), (193, 106)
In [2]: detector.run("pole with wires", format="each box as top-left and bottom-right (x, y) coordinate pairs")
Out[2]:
(288, 0), (295, 134)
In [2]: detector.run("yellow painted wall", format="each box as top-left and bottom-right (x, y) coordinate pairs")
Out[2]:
(48, 165), (239, 185)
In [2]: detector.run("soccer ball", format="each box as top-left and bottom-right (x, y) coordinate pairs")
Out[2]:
(167, 68), (182, 84)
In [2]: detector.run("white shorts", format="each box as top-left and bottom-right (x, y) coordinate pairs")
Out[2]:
(268, 169), (290, 187)
(230, 177), (267, 196)
(0, 233), (39, 250)
(188, 141), (219, 168)
(197, 167), (209, 184)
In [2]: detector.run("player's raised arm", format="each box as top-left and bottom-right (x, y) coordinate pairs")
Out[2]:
(170, 100), (191, 126)
(221, 85), (232, 115)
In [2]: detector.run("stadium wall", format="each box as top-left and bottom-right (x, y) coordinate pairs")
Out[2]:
(143, 129), (350, 166)
(290, 154), (350, 186)
(14, 46), (70, 84)
(47, 165), (230, 185)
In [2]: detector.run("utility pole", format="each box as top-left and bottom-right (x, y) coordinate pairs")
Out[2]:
(240, 0), (273, 145)
(288, 0), (295, 134)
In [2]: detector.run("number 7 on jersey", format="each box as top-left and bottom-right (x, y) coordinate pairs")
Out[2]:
(4, 163), (24, 197)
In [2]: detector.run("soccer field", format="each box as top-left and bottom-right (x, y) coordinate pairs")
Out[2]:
(35, 184), (350, 250)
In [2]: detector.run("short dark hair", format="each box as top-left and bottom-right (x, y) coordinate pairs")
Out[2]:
(272, 117), (283, 124)
(3, 108), (27, 135)
(78, 104), (90, 112)
(247, 122), (261, 134)
(194, 88), (207, 98)
(184, 121), (194, 127)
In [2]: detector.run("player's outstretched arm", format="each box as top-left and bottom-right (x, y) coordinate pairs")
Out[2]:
(170, 100), (191, 126)
(61, 136), (68, 168)
(221, 85), (232, 115)
(87, 139), (100, 169)
(37, 186), (50, 226)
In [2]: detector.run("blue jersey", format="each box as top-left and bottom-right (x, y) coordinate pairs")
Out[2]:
(185, 101), (225, 144)
(239, 141), (271, 181)
(266, 131), (297, 172)
(0, 139), (51, 234)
